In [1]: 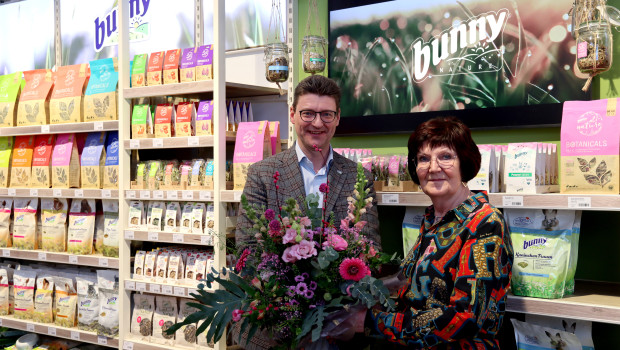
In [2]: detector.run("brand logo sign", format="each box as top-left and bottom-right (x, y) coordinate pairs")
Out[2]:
(94, 0), (151, 52)
(577, 111), (603, 136)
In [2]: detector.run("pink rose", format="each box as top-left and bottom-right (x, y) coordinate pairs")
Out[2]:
(299, 217), (311, 227)
(282, 246), (298, 263)
(290, 240), (318, 260)
(322, 234), (348, 251)
(282, 228), (298, 244)
(367, 245), (377, 258)
(354, 220), (367, 230)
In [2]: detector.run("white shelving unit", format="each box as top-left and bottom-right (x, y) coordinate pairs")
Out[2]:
(125, 190), (214, 202)
(124, 230), (213, 246)
(0, 121), (118, 136)
(1, 188), (117, 199)
(0, 248), (118, 269)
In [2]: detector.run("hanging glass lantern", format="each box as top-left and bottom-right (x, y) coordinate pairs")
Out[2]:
(302, 35), (327, 74)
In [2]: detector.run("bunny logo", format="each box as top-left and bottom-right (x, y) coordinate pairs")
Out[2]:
(542, 209), (559, 231)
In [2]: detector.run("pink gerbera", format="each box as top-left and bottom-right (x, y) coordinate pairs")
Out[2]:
(339, 258), (370, 281)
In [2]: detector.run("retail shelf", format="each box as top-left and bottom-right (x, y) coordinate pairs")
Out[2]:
(124, 230), (213, 246)
(124, 135), (237, 150)
(0, 315), (118, 348)
(0, 188), (118, 199)
(125, 190), (214, 201)
(0, 121), (118, 136)
(0, 248), (118, 268)
(122, 339), (208, 350)
(124, 279), (212, 298)
(506, 281), (620, 325)
(123, 81), (281, 99)
(376, 191), (620, 211)
(220, 190), (242, 202)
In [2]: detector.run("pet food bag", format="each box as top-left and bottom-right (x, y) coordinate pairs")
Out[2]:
(164, 202), (181, 232)
(269, 121), (282, 155)
(52, 133), (81, 188)
(97, 269), (119, 337)
(233, 121), (271, 190)
(505, 142), (539, 193)
(0, 71), (22, 127)
(147, 51), (165, 86)
(17, 69), (53, 126)
(131, 104), (152, 139)
(33, 274), (54, 323)
(131, 293), (155, 339)
(131, 54), (148, 87)
(10, 135), (35, 188)
(469, 144), (497, 193)
(40, 198), (68, 252)
(525, 314), (594, 350)
(565, 211), (582, 295)
(180, 202), (194, 233)
(175, 102), (195, 137)
(103, 131), (119, 189)
(163, 49), (181, 84)
(134, 250), (146, 279)
(85, 58), (119, 121)
(152, 295), (178, 345)
(128, 201), (145, 230)
(402, 207), (425, 257)
(76, 274), (99, 332)
(196, 100), (213, 136)
(147, 201), (165, 231)
(144, 250), (158, 280)
(179, 47), (197, 83)
(102, 199), (119, 257)
(192, 203), (206, 234)
(0, 267), (13, 315)
(0, 199), (12, 247)
(50, 63), (89, 124)
(154, 104), (175, 138)
(512, 319), (582, 350)
(13, 269), (37, 319)
(80, 132), (107, 189)
(176, 298), (198, 346)
(54, 276), (78, 328)
(0, 137), (13, 188)
(195, 44), (213, 81)
(203, 159), (214, 189)
(561, 98), (620, 194)
(67, 199), (96, 255)
(13, 198), (38, 250)
(30, 134), (55, 188)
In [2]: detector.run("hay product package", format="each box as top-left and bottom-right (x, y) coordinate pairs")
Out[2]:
(40, 198), (68, 252)
(0, 72), (22, 127)
(102, 199), (119, 257)
(147, 160), (164, 190)
(50, 64), (89, 124)
(205, 202), (215, 235)
(175, 102), (195, 137)
(76, 275), (99, 332)
(402, 207), (425, 257)
(85, 58), (119, 121)
(13, 269), (37, 320)
(0, 199), (12, 247)
(561, 98), (620, 194)
(31, 134), (55, 188)
(67, 199), (96, 255)
(128, 201), (145, 230)
(179, 160), (192, 187)
(131, 54), (148, 87)
(10, 135), (35, 188)
(52, 134), (81, 188)
(97, 270), (119, 337)
(163, 160), (180, 187)
(505, 142), (538, 193)
(180, 47), (197, 82)
(103, 131), (119, 188)
(133, 250), (146, 279)
(195, 44), (213, 81)
(196, 100), (213, 136)
(152, 295), (177, 345)
(203, 159), (214, 189)
(512, 319), (582, 350)
(17, 69), (53, 126)
(191, 203), (206, 234)
(189, 159), (205, 187)
(176, 298), (197, 346)
(154, 104), (175, 138)
(565, 211), (582, 295)
(180, 202), (194, 233)
(233, 121), (271, 190)
(0, 267), (13, 315)
(469, 144), (497, 193)
(80, 132), (107, 189)
(144, 251), (158, 279)
(155, 252), (169, 283)
(147, 51), (165, 86)
(164, 202), (181, 232)
(147, 201), (165, 231)
(163, 49), (181, 84)
(53, 277), (78, 328)
(13, 198), (38, 250)
(505, 208), (579, 299)
(131, 293), (155, 339)
(0, 137), (13, 187)
(33, 274), (54, 323)
(131, 104), (152, 139)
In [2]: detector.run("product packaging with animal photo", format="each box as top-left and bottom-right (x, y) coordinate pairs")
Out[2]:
(40, 198), (68, 252)
(13, 198), (38, 250)
(76, 274), (99, 332)
(50, 64), (89, 124)
(67, 199), (96, 255)
(33, 274), (54, 323)
(17, 69), (53, 126)
(84, 58), (119, 121)
(13, 269), (37, 319)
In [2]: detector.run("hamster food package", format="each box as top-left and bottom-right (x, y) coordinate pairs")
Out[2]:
(67, 199), (96, 255)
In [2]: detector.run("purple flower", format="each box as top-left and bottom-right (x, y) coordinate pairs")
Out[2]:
(294, 275), (305, 282)
(302, 272), (309, 280)
(309, 281), (317, 290)
(319, 183), (329, 194)
(264, 209), (276, 221)
(305, 289), (315, 299)
(286, 286), (296, 297)
(269, 219), (281, 233)
(296, 282), (308, 295)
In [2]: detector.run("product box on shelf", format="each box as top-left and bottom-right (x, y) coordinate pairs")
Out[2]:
(50, 63), (89, 124)
(0, 137), (13, 188)
(468, 144), (498, 193)
(561, 98), (620, 194)
(84, 57), (119, 121)
(180, 47), (197, 83)
(147, 51), (165, 86)
(154, 104), (175, 138)
(195, 44), (213, 81)
(17, 69), (54, 126)
(81, 132), (107, 189)
(10, 135), (34, 188)
(175, 102), (195, 137)
(131, 53), (148, 87)
(269, 121), (281, 156)
(233, 121), (271, 190)
(163, 49), (181, 84)
(0, 71), (22, 127)
(30, 134), (55, 188)
(131, 104), (152, 139)
(52, 133), (81, 188)
(195, 100), (213, 136)
(103, 130), (119, 189)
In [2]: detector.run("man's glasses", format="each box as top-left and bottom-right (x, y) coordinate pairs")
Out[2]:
(299, 110), (337, 123)
(414, 153), (458, 170)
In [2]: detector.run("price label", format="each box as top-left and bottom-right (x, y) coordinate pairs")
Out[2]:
(125, 231), (135, 240)
(188, 136), (200, 146)
(136, 282), (146, 292)
(38, 252), (47, 261)
(502, 196), (524, 207)
(173, 234), (184, 243)
(98, 336), (108, 345)
(53, 189), (62, 197)
(29, 189), (38, 196)
(69, 255), (78, 264)
(123, 341), (134, 350)
(201, 235), (213, 245)
(48, 327), (57, 336)
(174, 286), (186, 296)
(200, 191), (212, 201)
(125, 281), (136, 290)
(167, 190), (178, 199)
(102, 190), (112, 198)
(1, 249), (8, 257)
(148, 232), (159, 241)
(74, 189), (84, 198)
(27, 323), (35, 332)
(162, 285), (173, 295)
(71, 331), (80, 341)
(233, 192), (242, 202)
(0, 319), (2, 326)
(182, 191), (194, 200)
(99, 258), (109, 267)
(382, 194), (399, 204)
(153, 190), (164, 199)
(150, 284), (161, 293)
(7, 189), (15, 196)
(130, 140), (140, 149)
(140, 190), (150, 199)
(41, 125), (50, 133)
(152, 138), (164, 148)
(126, 191), (136, 199)
(94, 121), (104, 131)
(568, 197), (592, 209)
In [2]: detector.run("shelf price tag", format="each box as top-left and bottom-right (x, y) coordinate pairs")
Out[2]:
(27, 323), (35, 332)
(123, 341), (134, 350)
(74, 189), (84, 198)
(173, 234), (184, 243)
(188, 136), (200, 146)
(174, 287), (186, 296)
(2, 250), (9, 257)
(99, 258), (109, 267)
(201, 235), (213, 245)
(129, 140), (140, 149)
(41, 125), (50, 133)
(53, 189), (62, 197)
(233, 192), (242, 202)
(48, 327), (57, 336)
(502, 196), (524, 207)
(124, 231), (135, 240)
(148, 232), (159, 241)
(182, 191), (194, 200)
(7, 189), (15, 196)
(200, 191), (212, 201)
(71, 331), (80, 340)
(152, 138), (164, 148)
(29, 189), (38, 196)
(150, 284), (161, 294)
(38, 252), (47, 261)
(140, 190), (150, 199)
(167, 191), (178, 199)
(153, 190), (164, 199)
(136, 282), (147, 292)
(568, 197), (592, 209)
(382, 194), (399, 204)
(126, 191), (136, 199)
(98, 336), (108, 345)
(94, 121), (104, 131)
(69, 255), (78, 264)
(0, 319), (2, 326)
(125, 281), (136, 290)
(162, 285), (173, 295)
(102, 190), (112, 198)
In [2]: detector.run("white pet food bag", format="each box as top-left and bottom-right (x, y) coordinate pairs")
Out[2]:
(512, 319), (582, 350)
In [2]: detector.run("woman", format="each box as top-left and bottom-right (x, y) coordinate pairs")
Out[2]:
(364, 117), (514, 348)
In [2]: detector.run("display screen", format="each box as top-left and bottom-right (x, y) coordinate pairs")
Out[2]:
(329, 0), (589, 134)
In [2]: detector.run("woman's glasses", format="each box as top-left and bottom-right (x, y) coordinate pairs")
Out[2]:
(414, 153), (458, 169)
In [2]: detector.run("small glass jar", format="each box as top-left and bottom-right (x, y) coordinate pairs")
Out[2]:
(576, 23), (613, 74)
(302, 35), (327, 74)
(264, 43), (289, 83)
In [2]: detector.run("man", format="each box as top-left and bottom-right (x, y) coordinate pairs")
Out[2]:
(236, 74), (381, 251)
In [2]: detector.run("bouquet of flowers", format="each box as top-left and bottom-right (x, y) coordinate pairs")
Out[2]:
(168, 162), (398, 349)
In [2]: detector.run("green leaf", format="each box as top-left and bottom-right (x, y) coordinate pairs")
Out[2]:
(296, 305), (325, 342)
